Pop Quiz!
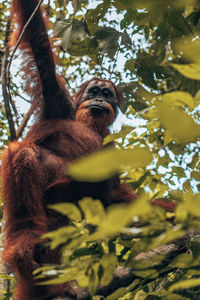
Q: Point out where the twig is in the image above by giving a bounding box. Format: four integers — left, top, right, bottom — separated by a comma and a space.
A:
182, 16, 194, 37
110, 47, 120, 81
14, 92, 31, 103
12, 84, 31, 102
1, 20, 16, 141
16, 105, 35, 138
7, 0, 44, 76
47, 0, 51, 16
7, 0, 45, 111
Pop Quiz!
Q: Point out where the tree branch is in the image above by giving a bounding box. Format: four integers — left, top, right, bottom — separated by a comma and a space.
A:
51, 232, 197, 300
16, 105, 35, 138
1, 20, 16, 141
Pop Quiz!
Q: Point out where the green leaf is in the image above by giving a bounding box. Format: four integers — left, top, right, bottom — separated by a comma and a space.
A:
174, 38, 200, 63
67, 147, 153, 182
133, 269, 158, 279
171, 253, 193, 268
106, 286, 137, 300
100, 254, 117, 286
130, 254, 164, 269
87, 193, 152, 240
79, 197, 106, 225
163, 130, 173, 147
54, 19, 88, 51
191, 171, 200, 181
115, 0, 195, 10
88, 263, 99, 295
171, 166, 186, 178
42, 226, 80, 249
176, 191, 200, 219
164, 295, 186, 300
157, 102, 200, 144
0, 274, 14, 280
49, 203, 82, 222
161, 91, 195, 110
189, 153, 199, 169
54, 20, 73, 50
103, 125, 134, 145
150, 229, 185, 250
170, 278, 200, 292
38, 267, 79, 285
134, 290, 147, 300
33, 264, 58, 276
85, 1, 110, 34
125, 59, 135, 72
94, 27, 120, 58
171, 63, 200, 80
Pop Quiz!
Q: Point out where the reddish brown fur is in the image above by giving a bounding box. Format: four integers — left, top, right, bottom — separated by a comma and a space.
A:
151, 199, 177, 213
2, 1, 136, 299
76, 100, 115, 136
74, 77, 124, 107
2, 121, 135, 300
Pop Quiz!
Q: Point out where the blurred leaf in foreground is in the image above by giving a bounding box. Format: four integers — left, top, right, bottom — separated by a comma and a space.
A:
67, 147, 153, 182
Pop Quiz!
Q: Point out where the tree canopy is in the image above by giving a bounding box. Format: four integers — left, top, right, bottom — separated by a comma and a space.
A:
1, 0, 200, 299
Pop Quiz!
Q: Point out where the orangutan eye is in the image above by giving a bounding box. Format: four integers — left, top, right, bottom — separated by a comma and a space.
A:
103, 89, 113, 97
89, 87, 98, 96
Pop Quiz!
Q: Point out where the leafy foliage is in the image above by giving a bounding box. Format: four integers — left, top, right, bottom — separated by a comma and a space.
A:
2, 0, 200, 299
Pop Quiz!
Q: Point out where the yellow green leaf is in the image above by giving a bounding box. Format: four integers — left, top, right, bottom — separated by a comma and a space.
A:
175, 38, 200, 63
48, 203, 82, 222
150, 229, 185, 250
88, 263, 100, 295
103, 125, 134, 145
130, 254, 164, 269
131, 169, 144, 181
42, 226, 80, 249
100, 254, 117, 286
79, 197, 106, 225
67, 147, 153, 182
133, 290, 146, 300
163, 129, 173, 146
171, 253, 193, 268
133, 269, 158, 279
176, 191, 200, 219
87, 193, 152, 240
172, 166, 186, 178
171, 63, 200, 80
170, 278, 200, 292
161, 91, 195, 109
38, 268, 78, 285
191, 171, 200, 181
157, 102, 200, 144
189, 153, 199, 169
